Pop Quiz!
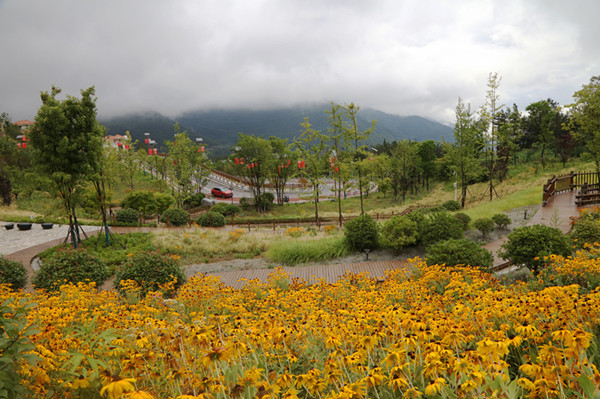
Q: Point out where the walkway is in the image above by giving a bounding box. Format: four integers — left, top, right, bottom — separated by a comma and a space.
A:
4, 190, 584, 291
209, 260, 408, 290
483, 191, 580, 268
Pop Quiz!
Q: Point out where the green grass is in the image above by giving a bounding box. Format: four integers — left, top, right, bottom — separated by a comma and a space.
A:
266, 235, 351, 265
38, 232, 155, 273
460, 186, 541, 222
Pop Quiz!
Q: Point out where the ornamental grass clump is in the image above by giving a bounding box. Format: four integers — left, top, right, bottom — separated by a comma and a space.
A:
32, 248, 109, 291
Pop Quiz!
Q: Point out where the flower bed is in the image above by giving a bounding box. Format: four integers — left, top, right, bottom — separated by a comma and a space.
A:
5, 255, 600, 398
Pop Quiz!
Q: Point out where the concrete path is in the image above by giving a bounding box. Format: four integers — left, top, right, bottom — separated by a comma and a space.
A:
483, 191, 580, 268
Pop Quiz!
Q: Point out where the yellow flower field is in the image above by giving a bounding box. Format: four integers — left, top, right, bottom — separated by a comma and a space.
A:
4, 255, 600, 398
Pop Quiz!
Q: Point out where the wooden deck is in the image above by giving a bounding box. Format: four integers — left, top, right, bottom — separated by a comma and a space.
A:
208, 260, 409, 289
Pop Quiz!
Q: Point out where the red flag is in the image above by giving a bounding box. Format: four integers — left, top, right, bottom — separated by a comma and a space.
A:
144, 139, 148, 144
148, 149, 152, 155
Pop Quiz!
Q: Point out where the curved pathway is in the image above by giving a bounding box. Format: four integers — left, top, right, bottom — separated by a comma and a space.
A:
483, 191, 580, 269
3, 190, 582, 291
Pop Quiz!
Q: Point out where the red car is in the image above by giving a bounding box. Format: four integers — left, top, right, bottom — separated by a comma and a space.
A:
211, 187, 233, 198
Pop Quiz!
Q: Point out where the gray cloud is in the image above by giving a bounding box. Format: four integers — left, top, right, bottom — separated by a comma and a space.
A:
1, 0, 598, 124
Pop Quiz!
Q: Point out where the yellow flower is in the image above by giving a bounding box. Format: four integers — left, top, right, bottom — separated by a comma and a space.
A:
126, 391, 154, 399
72, 375, 90, 389
101, 377, 136, 399
424, 378, 446, 396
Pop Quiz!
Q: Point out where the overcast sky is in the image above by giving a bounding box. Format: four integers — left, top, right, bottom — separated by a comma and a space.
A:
1, 0, 598, 124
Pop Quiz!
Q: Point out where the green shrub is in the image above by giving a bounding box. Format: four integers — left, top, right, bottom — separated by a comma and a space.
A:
344, 214, 379, 252
492, 213, 512, 229
473, 217, 495, 239
114, 251, 186, 297
155, 192, 175, 214
195, 212, 226, 227
426, 238, 494, 269
267, 236, 351, 265
442, 200, 461, 211
380, 215, 419, 252
0, 256, 27, 290
454, 212, 471, 230
571, 219, 600, 249
183, 192, 205, 209
32, 248, 109, 291
239, 197, 251, 209
121, 191, 158, 218
257, 192, 275, 211
499, 224, 572, 274
211, 203, 241, 216
419, 211, 464, 246
160, 208, 190, 227
115, 208, 139, 226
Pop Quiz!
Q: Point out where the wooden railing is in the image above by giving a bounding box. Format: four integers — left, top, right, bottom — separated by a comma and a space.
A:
543, 171, 600, 206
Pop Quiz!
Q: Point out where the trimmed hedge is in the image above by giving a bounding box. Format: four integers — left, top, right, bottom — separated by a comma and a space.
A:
115, 251, 186, 297
344, 214, 379, 252
0, 256, 27, 290
160, 208, 190, 227
32, 248, 109, 291
195, 212, 226, 227
426, 238, 493, 269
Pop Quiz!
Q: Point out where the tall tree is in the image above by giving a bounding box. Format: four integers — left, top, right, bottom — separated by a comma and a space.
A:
343, 103, 376, 215
295, 118, 330, 225
445, 98, 482, 208
568, 76, 600, 173
165, 124, 211, 207
523, 99, 556, 168
417, 140, 439, 191
232, 134, 273, 212
268, 136, 295, 205
326, 102, 354, 225
394, 140, 420, 202
479, 72, 504, 200
29, 86, 104, 248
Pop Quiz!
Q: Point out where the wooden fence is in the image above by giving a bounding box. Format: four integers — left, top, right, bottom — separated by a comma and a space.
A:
543, 171, 600, 206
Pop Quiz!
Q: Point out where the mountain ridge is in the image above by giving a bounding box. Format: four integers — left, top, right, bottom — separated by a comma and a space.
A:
100, 105, 453, 157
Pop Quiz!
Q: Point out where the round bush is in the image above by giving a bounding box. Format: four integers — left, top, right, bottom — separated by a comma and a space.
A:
492, 213, 512, 229
380, 215, 419, 252
426, 238, 494, 269
420, 211, 464, 247
195, 212, 226, 227
115, 251, 186, 297
442, 200, 461, 211
115, 208, 139, 226
183, 192, 205, 209
473, 217, 495, 239
454, 212, 471, 230
160, 208, 190, 227
0, 256, 27, 290
571, 219, 600, 249
344, 214, 379, 252
33, 248, 109, 291
121, 191, 158, 217
499, 224, 572, 274
211, 203, 241, 216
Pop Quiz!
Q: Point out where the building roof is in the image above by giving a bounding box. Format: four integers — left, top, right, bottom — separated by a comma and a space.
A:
14, 120, 34, 127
